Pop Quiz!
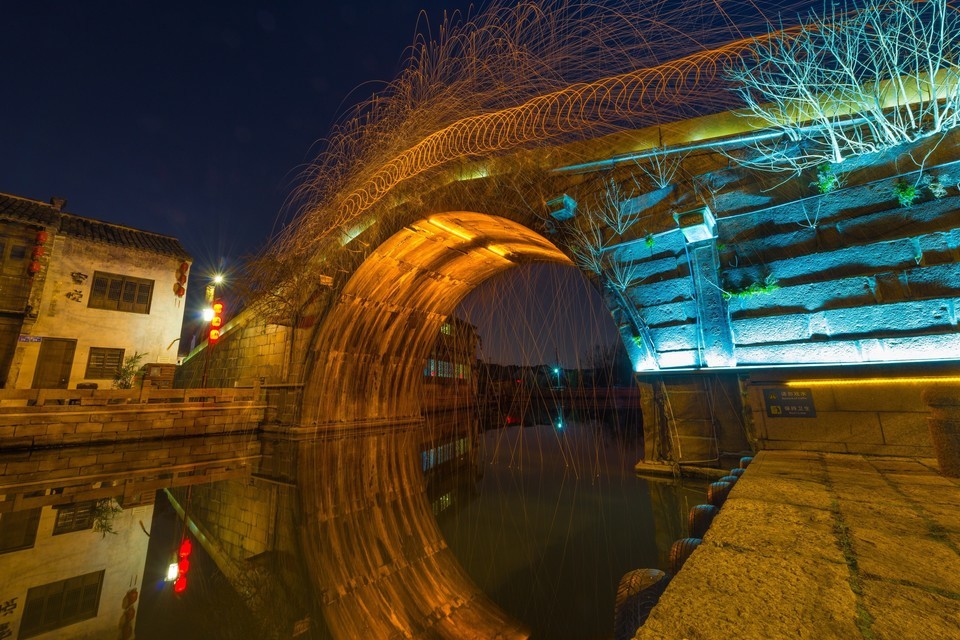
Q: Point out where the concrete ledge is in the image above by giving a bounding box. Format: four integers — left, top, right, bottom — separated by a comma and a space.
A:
634, 460, 729, 480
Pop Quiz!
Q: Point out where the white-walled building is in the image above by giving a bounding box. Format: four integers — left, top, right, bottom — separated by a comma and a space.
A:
0, 193, 191, 389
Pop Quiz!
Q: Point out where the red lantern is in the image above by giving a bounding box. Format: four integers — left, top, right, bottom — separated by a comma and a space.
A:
177, 273, 187, 285
173, 283, 185, 297
35, 230, 48, 244
173, 537, 193, 595
27, 261, 41, 275
208, 300, 224, 345
31, 246, 45, 259
178, 261, 190, 274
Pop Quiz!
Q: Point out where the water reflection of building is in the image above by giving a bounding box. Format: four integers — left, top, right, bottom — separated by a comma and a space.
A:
420, 317, 478, 415
0, 491, 153, 639
0, 435, 259, 640
420, 317, 479, 476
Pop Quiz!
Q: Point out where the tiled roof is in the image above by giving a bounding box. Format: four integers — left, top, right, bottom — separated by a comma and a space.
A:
0, 193, 61, 227
0, 193, 191, 260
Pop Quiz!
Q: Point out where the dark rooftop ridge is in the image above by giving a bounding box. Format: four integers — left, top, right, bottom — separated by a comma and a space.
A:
0, 192, 191, 260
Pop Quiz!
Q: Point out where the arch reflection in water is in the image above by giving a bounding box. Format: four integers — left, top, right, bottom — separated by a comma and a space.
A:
0, 427, 704, 639
428, 411, 706, 640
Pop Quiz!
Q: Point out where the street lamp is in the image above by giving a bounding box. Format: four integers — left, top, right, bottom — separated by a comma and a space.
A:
553, 366, 561, 388
201, 273, 224, 322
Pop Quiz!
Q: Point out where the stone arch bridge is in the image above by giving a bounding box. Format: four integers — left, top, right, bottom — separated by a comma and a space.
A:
178, 111, 960, 638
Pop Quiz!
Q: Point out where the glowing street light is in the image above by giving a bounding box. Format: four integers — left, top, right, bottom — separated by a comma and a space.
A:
201, 307, 215, 322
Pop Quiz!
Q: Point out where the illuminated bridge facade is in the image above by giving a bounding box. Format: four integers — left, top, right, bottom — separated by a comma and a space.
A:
177, 112, 960, 640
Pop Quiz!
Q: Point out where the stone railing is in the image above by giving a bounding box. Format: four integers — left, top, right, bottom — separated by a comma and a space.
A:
0, 385, 267, 449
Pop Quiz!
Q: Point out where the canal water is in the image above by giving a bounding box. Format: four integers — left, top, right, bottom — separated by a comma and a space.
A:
0, 420, 705, 640
428, 420, 706, 639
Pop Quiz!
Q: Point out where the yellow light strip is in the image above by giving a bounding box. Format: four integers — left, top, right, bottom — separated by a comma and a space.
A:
785, 376, 960, 387
427, 217, 474, 242
485, 243, 509, 257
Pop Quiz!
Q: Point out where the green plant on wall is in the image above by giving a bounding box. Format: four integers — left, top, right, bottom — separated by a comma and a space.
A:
893, 180, 918, 207
812, 163, 840, 194
722, 274, 780, 300
113, 351, 145, 389
93, 498, 123, 538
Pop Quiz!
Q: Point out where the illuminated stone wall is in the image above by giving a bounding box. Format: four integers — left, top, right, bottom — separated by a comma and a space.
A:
611, 167, 960, 371
745, 380, 935, 457
177, 316, 297, 388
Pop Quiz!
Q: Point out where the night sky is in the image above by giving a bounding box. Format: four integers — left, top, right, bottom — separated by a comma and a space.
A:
1, 1, 620, 364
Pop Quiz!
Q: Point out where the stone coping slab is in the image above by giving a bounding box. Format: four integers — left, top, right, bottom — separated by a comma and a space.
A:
634, 450, 960, 640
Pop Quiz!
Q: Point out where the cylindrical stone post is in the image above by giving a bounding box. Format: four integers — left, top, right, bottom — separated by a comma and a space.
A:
922, 387, 960, 477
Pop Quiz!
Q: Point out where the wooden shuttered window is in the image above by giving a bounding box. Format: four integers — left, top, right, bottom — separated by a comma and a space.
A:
20, 570, 104, 638
84, 347, 124, 379
88, 271, 153, 314
52, 501, 97, 535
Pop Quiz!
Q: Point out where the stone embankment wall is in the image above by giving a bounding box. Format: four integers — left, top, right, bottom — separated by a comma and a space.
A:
178, 311, 306, 425
0, 387, 264, 449
745, 379, 937, 457
639, 374, 751, 464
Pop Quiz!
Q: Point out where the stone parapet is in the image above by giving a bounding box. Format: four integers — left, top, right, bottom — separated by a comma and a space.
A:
0, 387, 265, 449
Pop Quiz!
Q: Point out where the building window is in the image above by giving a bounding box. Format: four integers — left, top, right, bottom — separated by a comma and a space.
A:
0, 508, 41, 555
52, 502, 96, 535
19, 570, 104, 638
84, 347, 124, 379
88, 272, 153, 314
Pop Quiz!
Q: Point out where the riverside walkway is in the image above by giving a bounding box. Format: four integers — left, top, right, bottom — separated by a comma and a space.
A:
637, 450, 960, 640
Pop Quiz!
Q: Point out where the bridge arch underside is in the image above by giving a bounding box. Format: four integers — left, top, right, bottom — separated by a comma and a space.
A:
297, 212, 571, 639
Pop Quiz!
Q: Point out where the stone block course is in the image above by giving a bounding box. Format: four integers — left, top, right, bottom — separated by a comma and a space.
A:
13, 424, 49, 437
75, 422, 106, 434
861, 578, 960, 640
878, 412, 932, 446
764, 411, 883, 444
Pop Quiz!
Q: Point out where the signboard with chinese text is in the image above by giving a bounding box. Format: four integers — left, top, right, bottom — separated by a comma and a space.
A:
763, 388, 816, 418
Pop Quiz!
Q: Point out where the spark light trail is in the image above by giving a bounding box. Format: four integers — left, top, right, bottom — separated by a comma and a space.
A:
274, 1, 816, 263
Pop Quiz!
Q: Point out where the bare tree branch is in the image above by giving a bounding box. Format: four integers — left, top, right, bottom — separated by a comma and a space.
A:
729, 0, 960, 173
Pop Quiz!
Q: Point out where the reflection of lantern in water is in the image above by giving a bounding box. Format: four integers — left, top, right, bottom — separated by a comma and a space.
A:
172, 537, 193, 594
